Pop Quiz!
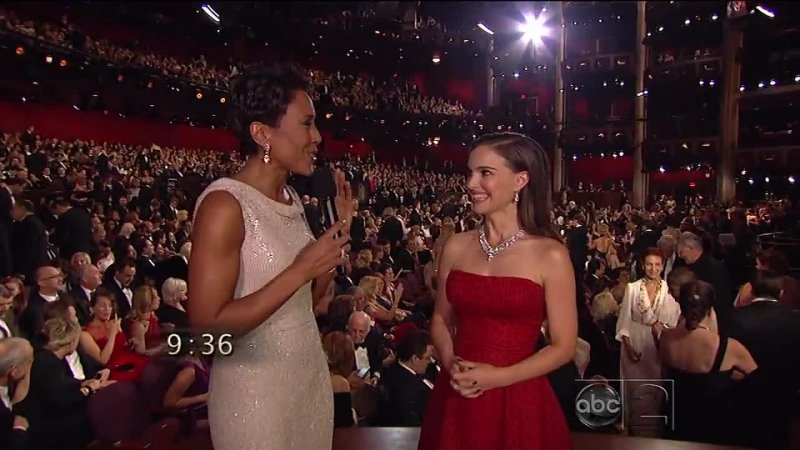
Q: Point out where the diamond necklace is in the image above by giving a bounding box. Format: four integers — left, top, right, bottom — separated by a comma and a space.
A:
479, 224, 526, 261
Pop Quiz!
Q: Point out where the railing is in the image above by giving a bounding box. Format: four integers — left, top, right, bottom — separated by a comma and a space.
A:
756, 231, 800, 275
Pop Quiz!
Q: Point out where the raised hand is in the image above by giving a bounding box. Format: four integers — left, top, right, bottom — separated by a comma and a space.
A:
333, 169, 354, 232
292, 221, 351, 283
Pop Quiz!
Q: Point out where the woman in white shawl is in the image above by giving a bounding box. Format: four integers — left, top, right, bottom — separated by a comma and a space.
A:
616, 247, 681, 436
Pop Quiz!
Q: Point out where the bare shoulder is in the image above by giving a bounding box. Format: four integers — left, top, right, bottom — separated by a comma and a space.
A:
525, 236, 570, 265
442, 230, 477, 255
193, 190, 244, 244
330, 374, 351, 393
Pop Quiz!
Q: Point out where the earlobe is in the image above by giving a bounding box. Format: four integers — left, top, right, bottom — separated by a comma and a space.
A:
517, 172, 530, 191
249, 122, 270, 145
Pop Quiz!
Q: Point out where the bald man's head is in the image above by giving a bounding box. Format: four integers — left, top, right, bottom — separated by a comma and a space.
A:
347, 311, 371, 344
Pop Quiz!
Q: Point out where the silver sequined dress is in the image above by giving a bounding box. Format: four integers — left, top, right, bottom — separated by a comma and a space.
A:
194, 178, 333, 450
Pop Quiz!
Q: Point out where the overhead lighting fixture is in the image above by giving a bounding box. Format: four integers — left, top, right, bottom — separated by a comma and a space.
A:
432, 54, 441, 64
477, 22, 494, 35
518, 14, 549, 44
755, 5, 775, 18
201, 4, 221, 24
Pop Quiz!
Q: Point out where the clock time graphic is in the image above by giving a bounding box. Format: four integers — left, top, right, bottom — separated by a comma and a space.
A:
166, 331, 233, 357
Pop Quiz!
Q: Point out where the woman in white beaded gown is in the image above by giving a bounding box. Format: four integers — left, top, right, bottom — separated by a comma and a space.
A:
615, 247, 681, 435
188, 63, 353, 450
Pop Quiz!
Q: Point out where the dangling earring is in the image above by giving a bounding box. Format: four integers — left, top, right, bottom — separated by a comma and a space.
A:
262, 142, 271, 164
513, 191, 520, 203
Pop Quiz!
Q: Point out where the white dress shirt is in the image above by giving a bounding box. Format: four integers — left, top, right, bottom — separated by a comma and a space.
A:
65, 351, 86, 381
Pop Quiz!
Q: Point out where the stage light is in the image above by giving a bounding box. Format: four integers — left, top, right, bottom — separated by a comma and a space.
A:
755, 5, 775, 18
513, 72, 519, 78
117, 74, 124, 82
659, 166, 666, 173
201, 4, 220, 23
765, 176, 770, 183
795, 75, 800, 82
518, 15, 549, 43
15, 46, 24, 56
45, 55, 53, 64
196, 92, 203, 100
789, 176, 796, 184
59, 59, 67, 67
477, 23, 494, 35
219, 97, 226, 104
432, 54, 441, 64
769, 79, 777, 86
147, 81, 154, 89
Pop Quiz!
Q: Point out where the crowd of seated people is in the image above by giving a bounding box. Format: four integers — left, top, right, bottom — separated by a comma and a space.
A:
1, 7, 472, 118
1, 118, 800, 449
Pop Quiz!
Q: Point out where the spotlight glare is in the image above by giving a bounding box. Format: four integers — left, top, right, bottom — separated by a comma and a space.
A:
789, 176, 796, 184
755, 5, 775, 18
15, 46, 25, 56
196, 92, 203, 100
45, 55, 53, 64
518, 15, 549, 43
477, 22, 494, 35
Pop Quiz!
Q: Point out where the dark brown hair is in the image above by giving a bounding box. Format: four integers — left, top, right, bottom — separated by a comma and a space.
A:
641, 247, 664, 267
679, 280, 714, 331
470, 132, 559, 241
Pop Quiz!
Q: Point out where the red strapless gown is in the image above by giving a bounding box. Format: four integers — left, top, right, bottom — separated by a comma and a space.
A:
92, 329, 151, 382
418, 270, 571, 450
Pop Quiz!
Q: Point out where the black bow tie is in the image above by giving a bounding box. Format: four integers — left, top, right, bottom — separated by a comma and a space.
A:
354, 342, 368, 350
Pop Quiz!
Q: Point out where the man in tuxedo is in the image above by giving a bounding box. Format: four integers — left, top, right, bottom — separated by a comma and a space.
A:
68, 264, 102, 326
730, 270, 800, 449
52, 198, 93, 260
380, 330, 434, 426
678, 232, 732, 332
10, 200, 50, 284
103, 258, 136, 319
731, 270, 800, 392
348, 311, 387, 378
155, 241, 190, 291
394, 239, 416, 273
0, 337, 34, 450
19, 265, 66, 340
135, 239, 158, 286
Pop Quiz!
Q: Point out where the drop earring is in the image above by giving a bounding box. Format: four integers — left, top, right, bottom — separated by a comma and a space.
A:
513, 191, 520, 203
262, 142, 271, 164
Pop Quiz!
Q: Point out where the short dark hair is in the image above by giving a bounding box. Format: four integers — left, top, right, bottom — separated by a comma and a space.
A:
750, 270, 783, 299
228, 62, 310, 159
396, 329, 431, 362
115, 257, 136, 272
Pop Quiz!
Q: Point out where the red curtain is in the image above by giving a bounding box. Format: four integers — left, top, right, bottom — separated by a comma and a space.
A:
569, 156, 633, 184
445, 79, 478, 106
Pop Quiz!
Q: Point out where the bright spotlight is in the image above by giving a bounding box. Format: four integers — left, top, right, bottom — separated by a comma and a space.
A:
755, 5, 775, 18
201, 4, 221, 23
477, 23, 494, 35
518, 15, 549, 43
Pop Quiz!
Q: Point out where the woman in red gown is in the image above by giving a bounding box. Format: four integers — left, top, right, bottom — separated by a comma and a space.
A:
79, 287, 151, 382
418, 132, 577, 450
